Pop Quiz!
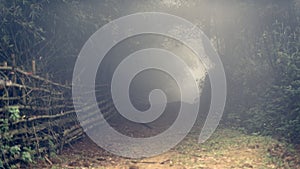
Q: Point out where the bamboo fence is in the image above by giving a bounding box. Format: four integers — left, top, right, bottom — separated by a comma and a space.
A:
0, 58, 115, 167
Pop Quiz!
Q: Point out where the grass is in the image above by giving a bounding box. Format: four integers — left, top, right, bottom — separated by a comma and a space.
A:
171, 128, 299, 169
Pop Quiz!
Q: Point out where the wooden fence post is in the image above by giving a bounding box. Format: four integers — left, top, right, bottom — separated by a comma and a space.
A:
32, 60, 36, 75
11, 54, 17, 97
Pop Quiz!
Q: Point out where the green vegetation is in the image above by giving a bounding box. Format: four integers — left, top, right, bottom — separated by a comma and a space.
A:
222, 1, 300, 144
0, 0, 300, 168
0, 106, 33, 168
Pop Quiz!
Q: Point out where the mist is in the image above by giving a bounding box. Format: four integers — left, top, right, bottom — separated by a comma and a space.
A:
1, 0, 300, 168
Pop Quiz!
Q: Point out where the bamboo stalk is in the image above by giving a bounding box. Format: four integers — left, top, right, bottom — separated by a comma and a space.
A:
32, 60, 36, 75
0, 66, 71, 89
3, 82, 63, 94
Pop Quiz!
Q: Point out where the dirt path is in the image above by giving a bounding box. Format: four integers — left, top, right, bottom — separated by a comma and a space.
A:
34, 128, 300, 169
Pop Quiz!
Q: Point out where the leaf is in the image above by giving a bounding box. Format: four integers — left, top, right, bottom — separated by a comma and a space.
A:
9, 145, 21, 155
21, 151, 33, 163
8, 106, 21, 122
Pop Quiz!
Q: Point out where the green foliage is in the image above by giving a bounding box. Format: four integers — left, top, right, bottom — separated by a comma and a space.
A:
8, 106, 21, 122
0, 0, 299, 167
9, 145, 20, 156
0, 106, 34, 167
21, 151, 33, 163
48, 139, 57, 157
0, 119, 9, 133
234, 14, 300, 143
221, 1, 300, 144
0, 0, 48, 64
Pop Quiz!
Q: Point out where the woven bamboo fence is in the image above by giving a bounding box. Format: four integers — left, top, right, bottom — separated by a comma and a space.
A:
0, 57, 115, 167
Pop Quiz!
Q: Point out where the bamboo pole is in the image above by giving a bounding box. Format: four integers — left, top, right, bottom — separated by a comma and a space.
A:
0, 66, 71, 89
11, 54, 17, 97
32, 60, 36, 75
